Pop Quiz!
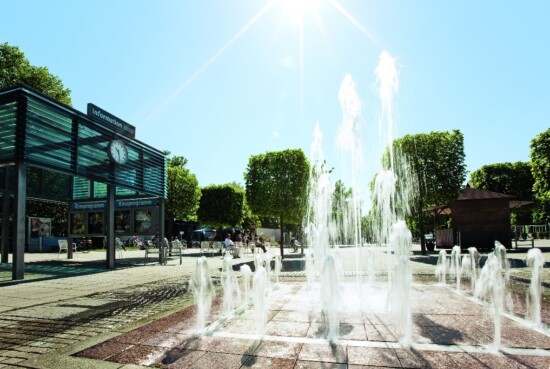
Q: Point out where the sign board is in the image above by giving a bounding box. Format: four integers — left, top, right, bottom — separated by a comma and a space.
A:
70, 198, 157, 211
87, 103, 136, 138
29, 217, 52, 238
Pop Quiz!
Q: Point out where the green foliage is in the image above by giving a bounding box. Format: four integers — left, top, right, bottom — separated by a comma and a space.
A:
197, 184, 245, 227
530, 128, 550, 223
0, 43, 71, 105
469, 162, 534, 199
26, 199, 68, 236
244, 149, 310, 225
391, 130, 466, 207
165, 155, 201, 221
383, 130, 465, 244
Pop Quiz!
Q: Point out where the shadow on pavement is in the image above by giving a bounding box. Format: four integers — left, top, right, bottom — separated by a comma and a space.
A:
0, 257, 149, 287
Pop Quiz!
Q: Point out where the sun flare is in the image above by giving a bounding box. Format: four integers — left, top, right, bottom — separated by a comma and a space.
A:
282, 0, 318, 25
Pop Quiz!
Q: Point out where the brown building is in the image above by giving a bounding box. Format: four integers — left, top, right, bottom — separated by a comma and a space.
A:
430, 188, 516, 249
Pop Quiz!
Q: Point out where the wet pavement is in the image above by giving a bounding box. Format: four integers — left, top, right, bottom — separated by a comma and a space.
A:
75, 282, 550, 368
0, 242, 548, 368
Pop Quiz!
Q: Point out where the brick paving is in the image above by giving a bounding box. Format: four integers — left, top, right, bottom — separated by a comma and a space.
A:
0, 242, 547, 368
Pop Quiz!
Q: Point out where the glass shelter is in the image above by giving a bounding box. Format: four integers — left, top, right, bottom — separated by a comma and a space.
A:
0, 85, 167, 280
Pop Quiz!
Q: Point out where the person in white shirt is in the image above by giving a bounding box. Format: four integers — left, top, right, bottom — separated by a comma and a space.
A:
292, 237, 301, 252
224, 234, 240, 258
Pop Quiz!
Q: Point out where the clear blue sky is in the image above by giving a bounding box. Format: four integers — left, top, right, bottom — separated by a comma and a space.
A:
2, 0, 549, 188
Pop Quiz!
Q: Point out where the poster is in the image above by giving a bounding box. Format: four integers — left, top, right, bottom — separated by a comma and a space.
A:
134, 209, 152, 234
115, 211, 131, 234
30, 217, 51, 237
70, 213, 85, 235
88, 212, 104, 234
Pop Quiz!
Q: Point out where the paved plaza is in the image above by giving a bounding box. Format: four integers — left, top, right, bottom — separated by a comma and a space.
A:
0, 242, 548, 368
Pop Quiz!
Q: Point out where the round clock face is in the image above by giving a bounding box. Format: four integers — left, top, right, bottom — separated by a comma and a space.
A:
109, 140, 128, 164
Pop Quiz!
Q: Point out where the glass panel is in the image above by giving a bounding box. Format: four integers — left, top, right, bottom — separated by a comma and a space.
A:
70, 213, 86, 235
115, 211, 131, 234
73, 176, 91, 200
116, 186, 137, 196
77, 123, 109, 180
26, 99, 73, 171
134, 209, 153, 234
88, 211, 104, 234
0, 102, 17, 161
93, 181, 107, 198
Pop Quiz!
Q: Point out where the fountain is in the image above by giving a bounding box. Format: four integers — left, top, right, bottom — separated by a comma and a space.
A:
319, 253, 340, 342
185, 52, 545, 358
450, 245, 462, 291
305, 251, 315, 289
461, 247, 480, 291
388, 220, 412, 345
272, 254, 282, 286
189, 256, 214, 332
240, 264, 252, 302
435, 249, 448, 284
79, 50, 550, 368
221, 255, 241, 315
475, 246, 506, 350
525, 248, 544, 327
253, 265, 268, 335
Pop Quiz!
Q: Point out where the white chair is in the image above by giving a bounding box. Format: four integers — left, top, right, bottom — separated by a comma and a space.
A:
213, 241, 224, 256
57, 239, 77, 258
200, 241, 210, 255
115, 238, 124, 259
166, 238, 184, 265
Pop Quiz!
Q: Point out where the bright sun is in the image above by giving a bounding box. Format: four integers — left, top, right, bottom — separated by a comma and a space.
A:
282, 0, 318, 25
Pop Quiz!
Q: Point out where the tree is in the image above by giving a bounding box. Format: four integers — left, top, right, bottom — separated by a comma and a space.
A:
197, 184, 244, 227
530, 128, 550, 224
390, 130, 466, 253
469, 162, 534, 200
469, 162, 534, 224
0, 43, 71, 105
165, 155, 201, 221
245, 149, 310, 258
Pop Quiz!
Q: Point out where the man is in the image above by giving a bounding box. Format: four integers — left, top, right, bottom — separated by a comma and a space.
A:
292, 237, 301, 252
224, 234, 240, 258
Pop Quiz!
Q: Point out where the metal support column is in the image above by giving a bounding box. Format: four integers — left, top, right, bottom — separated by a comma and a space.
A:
1, 167, 10, 263
159, 197, 165, 265
12, 161, 26, 280
106, 184, 115, 269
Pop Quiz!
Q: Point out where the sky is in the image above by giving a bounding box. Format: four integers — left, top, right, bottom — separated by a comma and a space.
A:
2, 0, 549, 190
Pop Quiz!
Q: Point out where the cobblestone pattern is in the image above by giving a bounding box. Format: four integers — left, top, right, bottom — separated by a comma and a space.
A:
0, 278, 194, 368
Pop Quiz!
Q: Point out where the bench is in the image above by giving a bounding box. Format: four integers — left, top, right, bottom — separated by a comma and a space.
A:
513, 238, 535, 250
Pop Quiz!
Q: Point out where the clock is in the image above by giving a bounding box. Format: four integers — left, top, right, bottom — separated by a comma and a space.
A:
108, 139, 128, 164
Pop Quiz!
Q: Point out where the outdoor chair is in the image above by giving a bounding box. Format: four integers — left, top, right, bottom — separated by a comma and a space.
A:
213, 241, 224, 255
166, 238, 184, 265
115, 238, 124, 259
200, 241, 210, 255
144, 238, 167, 265
248, 241, 256, 254
57, 239, 77, 258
